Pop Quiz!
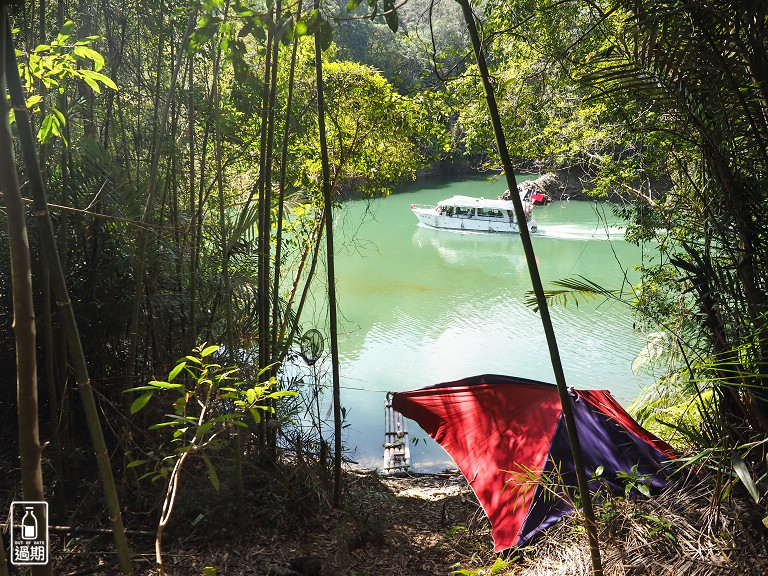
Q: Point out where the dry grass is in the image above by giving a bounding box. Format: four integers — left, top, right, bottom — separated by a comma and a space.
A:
512, 470, 768, 576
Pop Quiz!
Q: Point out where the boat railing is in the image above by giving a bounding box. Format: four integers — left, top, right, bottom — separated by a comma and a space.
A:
410, 203, 435, 210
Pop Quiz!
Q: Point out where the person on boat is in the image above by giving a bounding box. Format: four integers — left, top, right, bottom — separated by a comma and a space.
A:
524, 202, 533, 216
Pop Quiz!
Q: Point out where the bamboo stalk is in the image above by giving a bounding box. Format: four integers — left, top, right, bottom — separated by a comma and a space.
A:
210, 1, 245, 522
271, 0, 302, 363
39, 251, 66, 513
3, 15, 133, 575
257, 18, 274, 384
0, 6, 51, 575
454, 1, 603, 574
186, 61, 198, 349
277, 211, 324, 363
313, 3, 343, 507
124, 8, 197, 390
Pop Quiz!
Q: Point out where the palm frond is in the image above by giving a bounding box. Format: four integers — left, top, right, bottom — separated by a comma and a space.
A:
524, 275, 623, 312
579, 1, 768, 174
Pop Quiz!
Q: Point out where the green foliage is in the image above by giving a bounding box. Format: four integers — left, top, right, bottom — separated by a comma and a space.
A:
292, 57, 442, 197
333, 0, 466, 92
478, 1, 768, 492
451, 557, 510, 576
731, 451, 760, 504
445, 525, 467, 538
629, 354, 719, 450
125, 344, 296, 485
16, 20, 117, 143
639, 513, 676, 543
614, 463, 652, 498
501, 460, 569, 511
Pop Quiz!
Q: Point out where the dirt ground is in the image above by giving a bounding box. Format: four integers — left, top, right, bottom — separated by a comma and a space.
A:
13, 460, 768, 576
49, 468, 499, 576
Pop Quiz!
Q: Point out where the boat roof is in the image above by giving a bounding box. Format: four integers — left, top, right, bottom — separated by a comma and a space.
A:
436, 195, 516, 210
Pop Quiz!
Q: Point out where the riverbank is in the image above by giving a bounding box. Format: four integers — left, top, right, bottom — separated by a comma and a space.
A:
47, 464, 768, 575
412, 160, 670, 203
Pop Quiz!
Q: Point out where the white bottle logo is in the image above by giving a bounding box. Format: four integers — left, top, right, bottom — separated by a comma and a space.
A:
21, 507, 37, 540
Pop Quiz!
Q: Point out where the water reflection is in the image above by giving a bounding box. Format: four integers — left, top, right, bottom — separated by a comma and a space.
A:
412, 226, 527, 271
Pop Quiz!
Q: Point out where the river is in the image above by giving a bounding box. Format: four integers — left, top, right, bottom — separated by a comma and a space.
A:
304, 174, 656, 472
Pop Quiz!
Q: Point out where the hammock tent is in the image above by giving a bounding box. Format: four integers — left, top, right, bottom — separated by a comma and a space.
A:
391, 374, 675, 551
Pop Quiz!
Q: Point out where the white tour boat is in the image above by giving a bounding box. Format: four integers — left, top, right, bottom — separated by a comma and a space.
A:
410, 194, 537, 233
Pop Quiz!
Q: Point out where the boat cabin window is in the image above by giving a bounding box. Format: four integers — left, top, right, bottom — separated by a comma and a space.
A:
477, 208, 504, 219
454, 207, 472, 217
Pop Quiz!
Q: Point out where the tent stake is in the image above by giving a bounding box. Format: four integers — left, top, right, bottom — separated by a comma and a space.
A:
454, 1, 604, 574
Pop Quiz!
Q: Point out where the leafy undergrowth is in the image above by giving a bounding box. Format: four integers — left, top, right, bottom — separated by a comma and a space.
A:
27, 461, 768, 575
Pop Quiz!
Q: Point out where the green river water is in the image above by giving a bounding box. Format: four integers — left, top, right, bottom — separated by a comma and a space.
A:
308, 175, 657, 472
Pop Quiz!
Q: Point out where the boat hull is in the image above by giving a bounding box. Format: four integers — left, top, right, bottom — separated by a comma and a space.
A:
411, 207, 537, 234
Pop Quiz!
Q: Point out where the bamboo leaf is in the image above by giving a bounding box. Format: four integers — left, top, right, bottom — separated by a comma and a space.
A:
75, 35, 104, 45
148, 421, 180, 429
25, 95, 43, 109
124, 385, 156, 393
317, 20, 333, 51
196, 421, 214, 439
86, 71, 118, 91
267, 390, 299, 398
636, 483, 651, 498
525, 276, 621, 312
58, 20, 76, 42
38, 114, 55, 142
130, 392, 154, 414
